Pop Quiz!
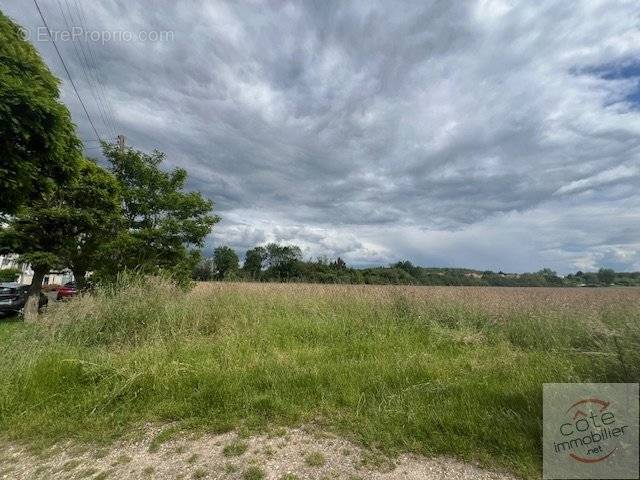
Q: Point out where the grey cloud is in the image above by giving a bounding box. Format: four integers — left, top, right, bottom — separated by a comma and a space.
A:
4, 0, 640, 272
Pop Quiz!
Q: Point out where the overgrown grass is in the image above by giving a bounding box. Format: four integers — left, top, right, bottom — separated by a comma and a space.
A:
0, 278, 638, 478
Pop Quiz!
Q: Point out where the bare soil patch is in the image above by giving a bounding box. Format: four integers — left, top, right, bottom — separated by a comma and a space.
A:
0, 426, 519, 479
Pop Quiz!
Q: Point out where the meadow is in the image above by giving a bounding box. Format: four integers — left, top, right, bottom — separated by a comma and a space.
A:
0, 279, 638, 478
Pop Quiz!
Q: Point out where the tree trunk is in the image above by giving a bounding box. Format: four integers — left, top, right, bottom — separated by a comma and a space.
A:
23, 265, 46, 322
72, 267, 87, 291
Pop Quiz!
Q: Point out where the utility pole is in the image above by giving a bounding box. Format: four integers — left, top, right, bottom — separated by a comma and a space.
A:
117, 134, 126, 152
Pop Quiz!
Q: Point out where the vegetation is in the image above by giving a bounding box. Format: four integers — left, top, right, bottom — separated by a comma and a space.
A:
96, 143, 220, 284
194, 245, 640, 287
304, 451, 326, 467
0, 267, 20, 282
212, 246, 239, 280
0, 279, 637, 478
0, 11, 82, 216
0, 13, 218, 316
58, 159, 122, 290
242, 465, 265, 480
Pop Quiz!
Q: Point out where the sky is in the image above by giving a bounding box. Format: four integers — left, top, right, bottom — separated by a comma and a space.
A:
4, 0, 640, 273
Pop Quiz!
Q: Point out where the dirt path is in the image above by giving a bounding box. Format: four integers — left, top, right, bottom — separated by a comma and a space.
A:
0, 426, 520, 479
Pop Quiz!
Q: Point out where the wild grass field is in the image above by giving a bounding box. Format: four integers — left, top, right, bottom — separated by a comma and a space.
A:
0, 280, 638, 478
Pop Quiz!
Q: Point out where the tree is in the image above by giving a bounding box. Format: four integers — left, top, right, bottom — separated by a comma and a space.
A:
100, 143, 220, 282
0, 158, 120, 318
331, 257, 347, 270
0, 12, 81, 215
58, 159, 122, 290
213, 246, 239, 280
537, 268, 557, 277
597, 268, 615, 285
0, 200, 72, 320
243, 246, 267, 279
193, 257, 216, 281
264, 243, 302, 280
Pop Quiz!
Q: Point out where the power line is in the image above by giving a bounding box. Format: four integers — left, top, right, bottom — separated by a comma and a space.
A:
63, 0, 118, 138
56, 0, 112, 138
71, 0, 119, 138
32, 0, 102, 142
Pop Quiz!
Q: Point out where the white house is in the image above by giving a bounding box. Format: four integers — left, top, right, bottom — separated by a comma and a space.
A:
0, 254, 73, 285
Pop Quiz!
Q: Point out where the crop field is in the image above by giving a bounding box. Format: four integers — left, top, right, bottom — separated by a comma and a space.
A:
0, 280, 638, 478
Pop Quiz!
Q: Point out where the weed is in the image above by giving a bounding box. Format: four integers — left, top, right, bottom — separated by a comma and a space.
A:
242, 465, 265, 480
223, 441, 248, 457
223, 463, 238, 473
142, 465, 155, 476
115, 454, 132, 464
304, 451, 326, 467
61, 459, 80, 471
192, 467, 208, 479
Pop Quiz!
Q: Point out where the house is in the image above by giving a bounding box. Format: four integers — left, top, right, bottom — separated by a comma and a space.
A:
0, 254, 73, 285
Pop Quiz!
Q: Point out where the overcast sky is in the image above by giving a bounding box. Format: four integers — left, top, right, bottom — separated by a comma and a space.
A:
5, 0, 640, 272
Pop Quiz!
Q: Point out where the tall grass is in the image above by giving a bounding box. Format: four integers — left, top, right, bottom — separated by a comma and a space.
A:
0, 279, 638, 478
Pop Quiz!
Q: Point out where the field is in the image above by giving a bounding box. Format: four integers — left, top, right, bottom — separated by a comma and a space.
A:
0, 280, 639, 478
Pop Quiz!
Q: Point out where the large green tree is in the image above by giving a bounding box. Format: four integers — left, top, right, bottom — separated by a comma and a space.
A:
264, 243, 303, 280
0, 11, 81, 215
58, 159, 123, 290
597, 268, 616, 285
213, 246, 239, 280
0, 158, 121, 318
243, 246, 267, 279
100, 143, 220, 282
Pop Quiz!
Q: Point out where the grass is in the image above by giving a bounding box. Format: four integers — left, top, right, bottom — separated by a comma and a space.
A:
304, 451, 326, 467
0, 278, 638, 479
222, 440, 248, 457
242, 465, 265, 480
192, 467, 208, 479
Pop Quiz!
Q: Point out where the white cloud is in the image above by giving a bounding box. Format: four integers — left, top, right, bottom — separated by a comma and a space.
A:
6, 0, 640, 272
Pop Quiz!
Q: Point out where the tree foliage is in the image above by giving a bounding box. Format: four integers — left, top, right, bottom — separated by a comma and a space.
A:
0, 11, 81, 215
243, 246, 267, 279
100, 143, 220, 282
196, 244, 639, 287
0, 158, 122, 316
212, 246, 239, 280
58, 159, 123, 289
0, 267, 21, 282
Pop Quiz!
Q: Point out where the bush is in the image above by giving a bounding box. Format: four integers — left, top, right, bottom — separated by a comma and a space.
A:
0, 267, 21, 282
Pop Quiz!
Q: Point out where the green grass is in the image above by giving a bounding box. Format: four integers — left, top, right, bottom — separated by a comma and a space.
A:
0, 278, 638, 479
222, 440, 248, 457
304, 451, 326, 467
242, 465, 265, 480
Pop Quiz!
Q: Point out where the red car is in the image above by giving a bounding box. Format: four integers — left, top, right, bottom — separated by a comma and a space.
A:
56, 282, 77, 300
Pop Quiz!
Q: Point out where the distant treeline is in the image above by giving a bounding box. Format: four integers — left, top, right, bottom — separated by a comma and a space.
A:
193, 244, 639, 287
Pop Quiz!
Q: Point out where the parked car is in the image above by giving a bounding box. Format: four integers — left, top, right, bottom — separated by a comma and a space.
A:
56, 282, 77, 300
0, 283, 48, 316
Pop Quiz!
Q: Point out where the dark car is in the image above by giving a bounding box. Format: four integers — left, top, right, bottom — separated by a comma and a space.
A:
0, 283, 49, 316
56, 282, 77, 300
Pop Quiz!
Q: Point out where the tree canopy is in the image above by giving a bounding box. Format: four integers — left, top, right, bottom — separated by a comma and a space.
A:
0, 11, 82, 215
99, 143, 220, 282
58, 158, 123, 289
213, 246, 239, 280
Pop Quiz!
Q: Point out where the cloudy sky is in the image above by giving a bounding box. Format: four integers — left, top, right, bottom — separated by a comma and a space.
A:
5, 0, 640, 273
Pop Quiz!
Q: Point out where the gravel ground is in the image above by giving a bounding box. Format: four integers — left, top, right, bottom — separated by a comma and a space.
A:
0, 426, 520, 480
